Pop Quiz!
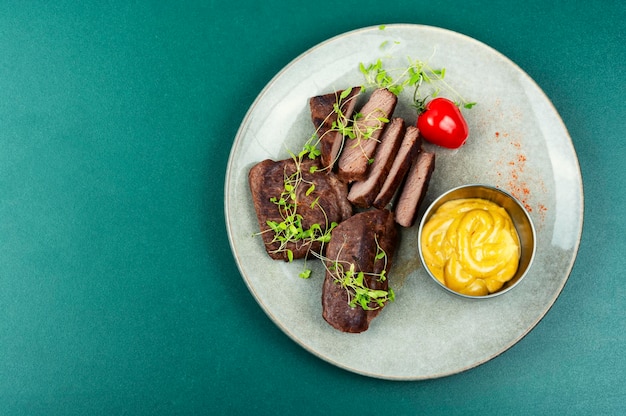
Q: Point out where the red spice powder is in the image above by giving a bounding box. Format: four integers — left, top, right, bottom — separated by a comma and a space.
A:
506, 141, 532, 211
491, 134, 547, 224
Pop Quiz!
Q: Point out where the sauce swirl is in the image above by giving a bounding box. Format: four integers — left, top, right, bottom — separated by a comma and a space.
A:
421, 198, 520, 296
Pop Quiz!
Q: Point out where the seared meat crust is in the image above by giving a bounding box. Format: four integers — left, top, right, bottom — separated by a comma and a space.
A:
348, 117, 406, 208
249, 158, 352, 261
309, 87, 361, 170
322, 209, 398, 333
337, 88, 398, 183
372, 126, 422, 209
394, 151, 436, 227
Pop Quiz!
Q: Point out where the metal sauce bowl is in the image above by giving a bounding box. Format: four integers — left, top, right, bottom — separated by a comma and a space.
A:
417, 184, 537, 299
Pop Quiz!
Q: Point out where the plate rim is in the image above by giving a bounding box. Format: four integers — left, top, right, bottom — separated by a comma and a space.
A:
224, 23, 584, 380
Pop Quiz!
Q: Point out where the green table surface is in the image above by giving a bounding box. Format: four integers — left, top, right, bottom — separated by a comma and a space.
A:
1, 1, 624, 414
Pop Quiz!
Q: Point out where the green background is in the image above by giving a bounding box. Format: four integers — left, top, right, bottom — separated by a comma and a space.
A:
1, 0, 624, 414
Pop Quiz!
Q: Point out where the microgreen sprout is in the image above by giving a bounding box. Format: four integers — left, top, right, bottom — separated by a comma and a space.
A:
315, 235, 394, 310
338, 108, 389, 163
359, 56, 476, 110
311, 87, 388, 167
255, 135, 337, 278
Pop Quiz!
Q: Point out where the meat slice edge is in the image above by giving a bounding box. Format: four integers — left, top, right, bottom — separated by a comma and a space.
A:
249, 158, 352, 261
337, 88, 398, 183
347, 117, 405, 208
394, 151, 436, 227
309, 87, 362, 170
372, 126, 422, 209
322, 209, 398, 333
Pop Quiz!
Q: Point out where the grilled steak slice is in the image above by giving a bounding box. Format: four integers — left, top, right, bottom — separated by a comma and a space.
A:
372, 126, 422, 209
322, 209, 398, 333
249, 157, 352, 261
347, 117, 405, 208
309, 87, 362, 170
394, 151, 436, 227
337, 88, 398, 183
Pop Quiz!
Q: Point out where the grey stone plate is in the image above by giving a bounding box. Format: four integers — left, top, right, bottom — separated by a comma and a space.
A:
225, 24, 583, 380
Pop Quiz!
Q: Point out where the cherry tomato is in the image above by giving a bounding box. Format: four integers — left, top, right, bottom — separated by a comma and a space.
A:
417, 98, 469, 149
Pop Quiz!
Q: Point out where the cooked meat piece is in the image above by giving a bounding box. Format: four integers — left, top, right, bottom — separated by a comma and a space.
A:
372, 126, 422, 209
322, 209, 398, 333
337, 88, 398, 183
347, 118, 405, 208
309, 87, 362, 170
249, 157, 352, 261
394, 151, 436, 227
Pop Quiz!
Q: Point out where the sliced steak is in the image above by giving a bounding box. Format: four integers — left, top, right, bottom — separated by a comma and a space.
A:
249, 157, 352, 261
309, 87, 362, 170
337, 88, 398, 183
347, 117, 405, 208
372, 125, 422, 209
322, 209, 398, 333
394, 151, 436, 227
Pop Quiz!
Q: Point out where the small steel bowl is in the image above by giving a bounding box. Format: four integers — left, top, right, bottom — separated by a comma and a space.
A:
417, 184, 536, 299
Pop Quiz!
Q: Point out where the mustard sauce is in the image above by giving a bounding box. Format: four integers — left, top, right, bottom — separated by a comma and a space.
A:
421, 198, 521, 296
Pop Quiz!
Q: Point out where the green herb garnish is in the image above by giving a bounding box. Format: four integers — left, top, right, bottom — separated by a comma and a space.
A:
359, 56, 476, 109
317, 235, 394, 310
311, 87, 389, 167
255, 137, 337, 278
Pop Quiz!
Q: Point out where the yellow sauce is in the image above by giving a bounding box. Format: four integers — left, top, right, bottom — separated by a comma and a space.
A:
421, 198, 521, 296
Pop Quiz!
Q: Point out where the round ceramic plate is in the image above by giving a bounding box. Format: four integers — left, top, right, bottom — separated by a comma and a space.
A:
225, 24, 583, 380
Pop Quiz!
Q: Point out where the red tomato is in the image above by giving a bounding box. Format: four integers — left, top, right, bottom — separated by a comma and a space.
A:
417, 98, 469, 149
